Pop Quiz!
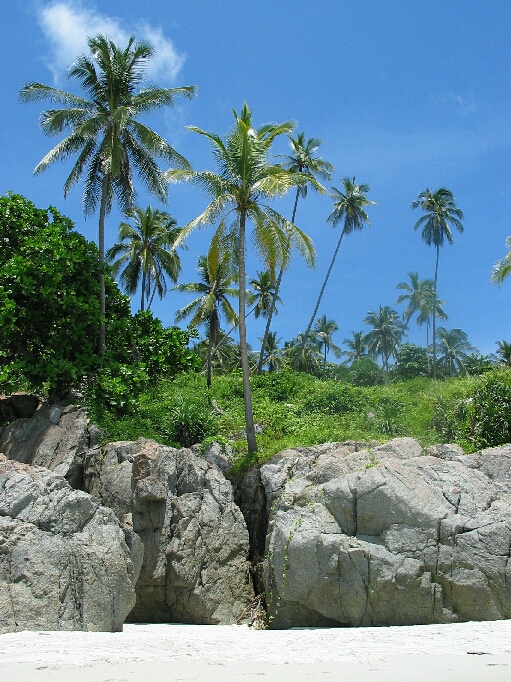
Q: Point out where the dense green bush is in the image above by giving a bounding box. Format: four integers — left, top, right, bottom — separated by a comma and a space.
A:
348, 357, 384, 386
0, 193, 103, 395
300, 382, 365, 415
392, 344, 429, 380
470, 370, 511, 448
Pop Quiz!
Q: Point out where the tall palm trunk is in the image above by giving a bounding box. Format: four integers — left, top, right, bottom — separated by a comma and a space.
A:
257, 187, 300, 372
98, 173, 110, 356
140, 268, 146, 312
238, 211, 257, 453
432, 245, 439, 380
295, 229, 345, 370
206, 327, 213, 388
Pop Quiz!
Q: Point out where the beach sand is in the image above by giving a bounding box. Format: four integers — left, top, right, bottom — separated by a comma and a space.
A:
1, 621, 511, 681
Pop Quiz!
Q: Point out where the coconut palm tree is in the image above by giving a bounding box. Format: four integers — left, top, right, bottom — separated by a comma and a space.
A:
435, 328, 476, 377
20, 34, 196, 352
491, 237, 511, 286
341, 331, 369, 365
106, 206, 182, 311
285, 332, 322, 375
250, 271, 282, 320
495, 340, 511, 367
174, 240, 238, 388
258, 331, 284, 372
296, 177, 375, 369
258, 133, 333, 372
167, 103, 315, 453
412, 188, 464, 378
313, 315, 342, 377
365, 306, 406, 373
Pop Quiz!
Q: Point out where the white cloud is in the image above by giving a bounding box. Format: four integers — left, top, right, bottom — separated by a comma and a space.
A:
430, 91, 484, 114
38, 2, 185, 84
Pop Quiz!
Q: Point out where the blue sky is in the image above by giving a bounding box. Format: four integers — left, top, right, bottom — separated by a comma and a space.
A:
2, 1, 511, 358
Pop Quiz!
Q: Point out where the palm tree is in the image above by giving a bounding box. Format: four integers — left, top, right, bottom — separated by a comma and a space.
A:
435, 327, 476, 377
412, 188, 464, 378
258, 331, 284, 372
365, 306, 406, 373
285, 332, 322, 375
342, 331, 369, 365
174, 239, 238, 388
491, 237, 511, 285
106, 206, 182, 311
250, 271, 282, 320
296, 177, 375, 369
496, 340, 511, 367
258, 133, 333, 372
20, 34, 196, 352
313, 315, 342, 377
167, 104, 315, 452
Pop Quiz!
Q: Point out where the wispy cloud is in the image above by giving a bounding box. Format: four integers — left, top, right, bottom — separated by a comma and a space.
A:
38, 1, 185, 84
430, 91, 485, 114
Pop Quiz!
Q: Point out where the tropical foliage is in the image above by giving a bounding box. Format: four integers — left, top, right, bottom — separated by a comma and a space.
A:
167, 103, 315, 452
434, 327, 476, 377
412, 188, 464, 378
107, 206, 183, 311
365, 306, 406, 373
20, 34, 196, 350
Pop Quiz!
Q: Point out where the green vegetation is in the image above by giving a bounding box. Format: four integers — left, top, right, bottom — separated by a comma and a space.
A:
85, 367, 511, 477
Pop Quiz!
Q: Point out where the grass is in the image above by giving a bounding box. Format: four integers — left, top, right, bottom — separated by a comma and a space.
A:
87, 368, 489, 477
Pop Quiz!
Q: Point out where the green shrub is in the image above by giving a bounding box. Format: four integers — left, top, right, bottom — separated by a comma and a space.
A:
300, 382, 365, 415
470, 370, 511, 448
349, 357, 384, 386
169, 396, 216, 447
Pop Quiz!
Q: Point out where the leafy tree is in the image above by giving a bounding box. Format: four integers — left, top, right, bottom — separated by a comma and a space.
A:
491, 237, 511, 285
174, 239, 239, 388
296, 177, 375, 368
20, 34, 196, 351
434, 327, 476, 377
167, 103, 315, 453
365, 306, 406, 373
412, 188, 464, 378
258, 133, 332, 372
0, 193, 117, 396
392, 343, 429, 380
348, 356, 383, 386
107, 206, 183, 311
313, 315, 342, 377
341, 331, 369, 365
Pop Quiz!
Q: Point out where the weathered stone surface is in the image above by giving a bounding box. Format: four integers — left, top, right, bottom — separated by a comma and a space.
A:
0, 455, 142, 634
86, 437, 254, 624
0, 404, 92, 489
243, 439, 511, 628
199, 441, 234, 475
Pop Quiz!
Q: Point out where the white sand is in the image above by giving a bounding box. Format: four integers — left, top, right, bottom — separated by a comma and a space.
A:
1, 621, 511, 681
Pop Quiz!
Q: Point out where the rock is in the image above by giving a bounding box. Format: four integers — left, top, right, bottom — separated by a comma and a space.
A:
0, 455, 142, 634
426, 443, 466, 460
0, 404, 92, 489
200, 441, 234, 475
86, 437, 255, 624
236, 439, 511, 628
84, 441, 139, 522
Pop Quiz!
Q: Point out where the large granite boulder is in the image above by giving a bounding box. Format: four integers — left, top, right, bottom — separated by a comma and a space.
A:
237, 438, 511, 628
85, 438, 255, 624
0, 403, 98, 489
0, 455, 142, 634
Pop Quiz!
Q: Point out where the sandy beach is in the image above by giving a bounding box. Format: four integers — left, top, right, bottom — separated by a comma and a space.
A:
1, 620, 511, 681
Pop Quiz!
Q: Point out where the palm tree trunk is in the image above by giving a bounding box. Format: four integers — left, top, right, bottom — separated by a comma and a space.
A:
238, 212, 257, 453
207, 327, 213, 388
98, 173, 110, 356
140, 269, 146, 312
432, 245, 439, 380
258, 188, 300, 373
323, 342, 327, 378
148, 281, 156, 310
295, 230, 345, 370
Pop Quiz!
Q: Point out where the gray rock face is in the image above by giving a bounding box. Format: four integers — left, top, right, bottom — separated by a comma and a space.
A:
0, 455, 142, 634
239, 438, 511, 628
86, 438, 255, 624
132, 439, 254, 623
0, 404, 93, 489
